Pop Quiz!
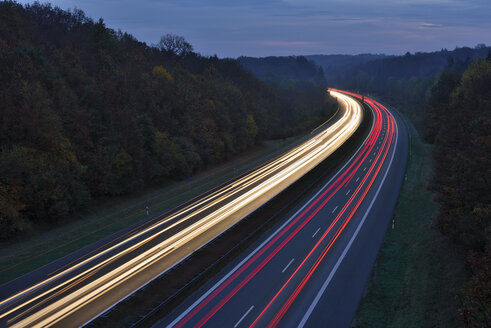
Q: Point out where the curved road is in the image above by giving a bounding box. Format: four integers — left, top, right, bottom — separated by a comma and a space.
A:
0, 91, 363, 327
159, 90, 408, 328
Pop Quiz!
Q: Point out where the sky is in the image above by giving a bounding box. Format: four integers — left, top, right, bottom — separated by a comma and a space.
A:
16, 0, 491, 57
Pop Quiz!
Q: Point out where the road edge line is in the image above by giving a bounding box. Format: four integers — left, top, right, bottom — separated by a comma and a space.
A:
297, 102, 400, 328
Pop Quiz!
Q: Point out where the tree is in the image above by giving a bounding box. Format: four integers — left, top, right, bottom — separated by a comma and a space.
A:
0, 182, 27, 239
152, 65, 173, 81
424, 71, 461, 143
0, 2, 337, 240
427, 58, 491, 327
157, 34, 193, 56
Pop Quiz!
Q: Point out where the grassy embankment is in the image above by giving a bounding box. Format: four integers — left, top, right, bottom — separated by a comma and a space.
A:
352, 118, 465, 327
0, 135, 310, 286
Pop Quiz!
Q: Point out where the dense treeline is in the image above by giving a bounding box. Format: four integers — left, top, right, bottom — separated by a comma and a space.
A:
236, 57, 333, 137
306, 54, 388, 80
238, 56, 327, 87
237, 57, 332, 137
0, 2, 336, 239
310, 46, 490, 130
425, 57, 490, 327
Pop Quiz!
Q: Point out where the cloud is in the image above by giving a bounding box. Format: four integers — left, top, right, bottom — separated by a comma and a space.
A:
420, 22, 444, 28
13, 0, 491, 57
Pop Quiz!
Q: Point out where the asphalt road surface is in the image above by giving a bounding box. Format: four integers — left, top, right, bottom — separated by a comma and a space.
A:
159, 90, 408, 328
0, 91, 363, 328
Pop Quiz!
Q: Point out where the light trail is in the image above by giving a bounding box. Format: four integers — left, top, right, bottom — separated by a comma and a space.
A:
169, 92, 379, 328
257, 99, 395, 328
0, 91, 362, 327
167, 90, 397, 328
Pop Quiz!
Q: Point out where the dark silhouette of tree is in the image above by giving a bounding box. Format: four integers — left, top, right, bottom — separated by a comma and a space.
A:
157, 34, 193, 56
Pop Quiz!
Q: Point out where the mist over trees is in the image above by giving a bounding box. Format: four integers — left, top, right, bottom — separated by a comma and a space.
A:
0, 2, 336, 239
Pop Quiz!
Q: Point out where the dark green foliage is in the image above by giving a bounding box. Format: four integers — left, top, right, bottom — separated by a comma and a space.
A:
428, 58, 490, 251
330, 47, 489, 90
311, 46, 490, 130
424, 71, 462, 143
0, 2, 336, 239
238, 56, 327, 87
237, 56, 337, 138
306, 53, 389, 78
425, 58, 491, 327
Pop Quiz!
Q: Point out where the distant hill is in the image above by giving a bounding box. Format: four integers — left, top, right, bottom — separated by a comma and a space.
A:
237, 56, 327, 86
321, 46, 491, 129
306, 54, 389, 80
239, 47, 490, 130
331, 46, 491, 87
307, 47, 490, 84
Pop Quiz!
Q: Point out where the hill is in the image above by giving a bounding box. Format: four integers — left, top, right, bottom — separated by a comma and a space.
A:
325, 46, 490, 129
331, 46, 490, 87
237, 55, 327, 86
306, 54, 389, 80
0, 2, 336, 239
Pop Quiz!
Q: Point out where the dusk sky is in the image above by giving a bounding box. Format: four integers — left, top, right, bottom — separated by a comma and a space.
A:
17, 0, 491, 57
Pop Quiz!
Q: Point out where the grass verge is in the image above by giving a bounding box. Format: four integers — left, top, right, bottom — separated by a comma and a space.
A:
351, 118, 465, 327
0, 135, 308, 286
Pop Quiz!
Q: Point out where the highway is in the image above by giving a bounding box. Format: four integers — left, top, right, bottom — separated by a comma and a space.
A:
0, 90, 363, 327
159, 90, 408, 328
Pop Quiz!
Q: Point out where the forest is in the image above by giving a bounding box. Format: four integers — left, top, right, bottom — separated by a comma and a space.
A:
237, 55, 327, 86
0, 2, 336, 240
306, 53, 388, 81
310, 46, 490, 130
425, 57, 490, 327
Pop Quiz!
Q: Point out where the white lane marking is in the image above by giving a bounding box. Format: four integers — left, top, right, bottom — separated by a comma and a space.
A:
331, 206, 338, 214
166, 96, 376, 328
346, 189, 350, 195
312, 228, 321, 238
234, 305, 254, 328
298, 107, 400, 328
363, 167, 367, 171
369, 159, 372, 163
355, 177, 360, 182
282, 258, 295, 273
